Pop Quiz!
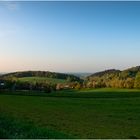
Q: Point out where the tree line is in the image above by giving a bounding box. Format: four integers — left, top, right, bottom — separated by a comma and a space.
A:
0, 66, 140, 93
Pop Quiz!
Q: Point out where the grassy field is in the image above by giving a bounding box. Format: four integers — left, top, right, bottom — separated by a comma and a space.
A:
0, 88, 140, 138
18, 77, 66, 84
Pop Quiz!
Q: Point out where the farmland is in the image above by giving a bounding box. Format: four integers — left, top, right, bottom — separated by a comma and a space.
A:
0, 89, 140, 138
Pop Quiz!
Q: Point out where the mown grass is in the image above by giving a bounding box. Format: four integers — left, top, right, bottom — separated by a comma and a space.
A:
0, 89, 140, 138
18, 77, 66, 84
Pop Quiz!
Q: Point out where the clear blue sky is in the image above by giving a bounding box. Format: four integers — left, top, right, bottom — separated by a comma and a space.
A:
0, 1, 140, 73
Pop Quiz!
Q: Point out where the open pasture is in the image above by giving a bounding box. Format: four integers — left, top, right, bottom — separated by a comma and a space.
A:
0, 88, 140, 138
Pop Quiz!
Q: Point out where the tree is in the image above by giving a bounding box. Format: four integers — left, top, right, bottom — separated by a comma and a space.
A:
134, 72, 140, 88
124, 78, 134, 88
75, 83, 82, 90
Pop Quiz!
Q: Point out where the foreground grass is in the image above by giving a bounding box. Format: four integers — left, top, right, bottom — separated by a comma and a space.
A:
0, 89, 140, 138
0, 114, 72, 139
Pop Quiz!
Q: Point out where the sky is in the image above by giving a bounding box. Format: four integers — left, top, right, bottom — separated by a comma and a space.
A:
0, 1, 140, 73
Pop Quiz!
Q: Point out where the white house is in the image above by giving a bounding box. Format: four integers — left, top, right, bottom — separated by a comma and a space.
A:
0, 82, 5, 86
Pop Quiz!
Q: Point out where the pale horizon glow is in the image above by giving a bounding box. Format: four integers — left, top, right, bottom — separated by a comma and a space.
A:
0, 1, 140, 73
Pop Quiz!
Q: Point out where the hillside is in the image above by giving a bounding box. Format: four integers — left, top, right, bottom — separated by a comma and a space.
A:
87, 69, 121, 78
121, 66, 140, 78
88, 66, 140, 79
86, 66, 140, 89
68, 73, 92, 79
0, 71, 83, 92
1, 71, 81, 82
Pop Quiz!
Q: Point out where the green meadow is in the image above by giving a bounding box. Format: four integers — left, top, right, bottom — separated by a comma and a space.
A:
18, 77, 66, 84
0, 89, 140, 138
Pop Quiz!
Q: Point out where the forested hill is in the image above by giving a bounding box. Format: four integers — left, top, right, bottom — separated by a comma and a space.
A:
86, 66, 140, 88
88, 69, 121, 78
122, 66, 140, 77
1, 71, 81, 82
88, 66, 140, 79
